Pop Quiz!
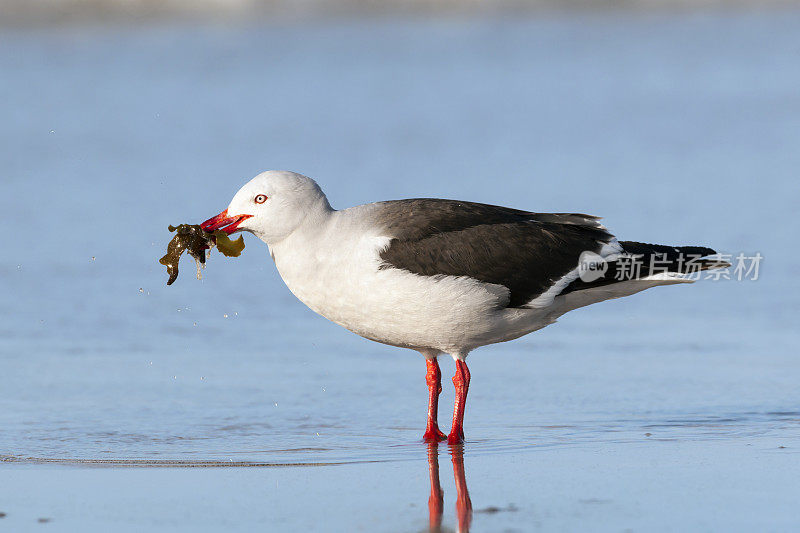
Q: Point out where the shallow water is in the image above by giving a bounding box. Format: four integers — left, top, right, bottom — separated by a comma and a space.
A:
1, 9, 800, 531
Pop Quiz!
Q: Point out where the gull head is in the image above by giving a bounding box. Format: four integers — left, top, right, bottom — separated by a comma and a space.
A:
201, 170, 331, 245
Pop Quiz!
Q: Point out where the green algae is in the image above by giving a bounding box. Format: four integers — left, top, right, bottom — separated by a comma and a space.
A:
159, 224, 245, 285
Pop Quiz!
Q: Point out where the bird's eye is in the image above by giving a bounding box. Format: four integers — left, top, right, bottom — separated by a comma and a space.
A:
254, 194, 268, 204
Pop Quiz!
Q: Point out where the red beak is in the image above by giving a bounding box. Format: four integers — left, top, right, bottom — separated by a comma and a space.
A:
200, 209, 253, 235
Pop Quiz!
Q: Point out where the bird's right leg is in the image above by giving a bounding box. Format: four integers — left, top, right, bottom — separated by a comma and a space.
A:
423, 357, 447, 442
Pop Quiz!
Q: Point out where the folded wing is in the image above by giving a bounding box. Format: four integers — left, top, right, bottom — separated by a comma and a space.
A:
376, 199, 616, 308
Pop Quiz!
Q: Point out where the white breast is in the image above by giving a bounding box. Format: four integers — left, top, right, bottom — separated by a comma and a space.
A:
267, 209, 533, 354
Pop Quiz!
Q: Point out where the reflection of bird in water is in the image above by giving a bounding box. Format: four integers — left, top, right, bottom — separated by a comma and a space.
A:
203, 170, 729, 443
427, 444, 444, 532
427, 443, 472, 533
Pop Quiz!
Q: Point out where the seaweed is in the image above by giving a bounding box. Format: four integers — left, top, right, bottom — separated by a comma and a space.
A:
212, 229, 245, 258
159, 224, 245, 285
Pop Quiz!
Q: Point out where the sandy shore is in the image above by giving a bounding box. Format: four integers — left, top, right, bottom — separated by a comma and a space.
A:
2, 0, 799, 26
1, 454, 362, 467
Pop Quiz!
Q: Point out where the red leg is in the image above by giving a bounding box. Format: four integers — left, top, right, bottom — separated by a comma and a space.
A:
423, 359, 447, 442
447, 360, 471, 445
427, 443, 443, 532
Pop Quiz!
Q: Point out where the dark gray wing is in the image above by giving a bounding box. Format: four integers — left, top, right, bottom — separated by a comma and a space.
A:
376, 199, 614, 308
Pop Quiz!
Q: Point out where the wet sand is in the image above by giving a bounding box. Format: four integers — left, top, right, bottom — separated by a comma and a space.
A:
2, 438, 799, 531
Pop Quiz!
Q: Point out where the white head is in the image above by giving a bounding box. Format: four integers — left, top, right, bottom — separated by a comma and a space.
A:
201, 170, 332, 244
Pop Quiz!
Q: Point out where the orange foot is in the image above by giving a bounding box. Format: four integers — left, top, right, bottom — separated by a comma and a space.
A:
447, 427, 465, 445
423, 425, 447, 442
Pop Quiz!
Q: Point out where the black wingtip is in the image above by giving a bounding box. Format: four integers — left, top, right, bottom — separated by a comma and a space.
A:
619, 241, 717, 258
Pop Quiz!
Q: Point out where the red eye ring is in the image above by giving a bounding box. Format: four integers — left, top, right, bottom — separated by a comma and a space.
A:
254, 194, 268, 204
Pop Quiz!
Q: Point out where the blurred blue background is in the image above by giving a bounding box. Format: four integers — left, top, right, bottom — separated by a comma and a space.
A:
1, 5, 799, 531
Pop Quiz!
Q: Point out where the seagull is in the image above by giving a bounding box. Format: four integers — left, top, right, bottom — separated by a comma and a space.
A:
200, 170, 728, 444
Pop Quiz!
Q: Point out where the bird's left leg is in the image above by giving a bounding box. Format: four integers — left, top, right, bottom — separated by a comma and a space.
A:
422, 353, 446, 442
447, 358, 471, 445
